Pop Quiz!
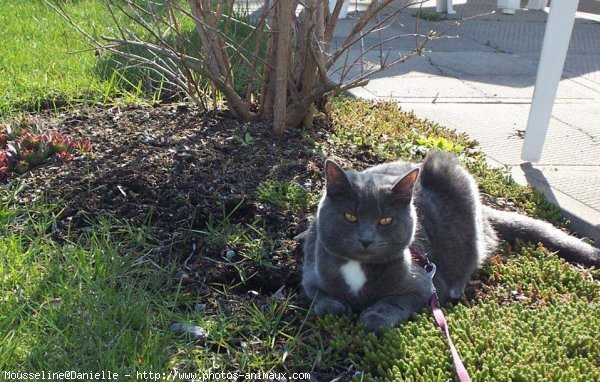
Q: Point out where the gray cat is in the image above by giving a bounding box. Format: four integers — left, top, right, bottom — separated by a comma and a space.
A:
301, 151, 599, 332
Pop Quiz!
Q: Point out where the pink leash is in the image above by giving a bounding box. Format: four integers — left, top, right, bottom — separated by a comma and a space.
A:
411, 248, 472, 382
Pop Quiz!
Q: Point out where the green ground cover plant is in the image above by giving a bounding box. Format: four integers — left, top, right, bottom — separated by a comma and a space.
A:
327, 98, 565, 224
307, 98, 599, 381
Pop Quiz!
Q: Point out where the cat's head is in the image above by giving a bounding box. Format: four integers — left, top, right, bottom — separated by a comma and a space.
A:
316, 160, 419, 263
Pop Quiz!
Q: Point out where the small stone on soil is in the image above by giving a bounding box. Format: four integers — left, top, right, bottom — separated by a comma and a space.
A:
225, 249, 236, 260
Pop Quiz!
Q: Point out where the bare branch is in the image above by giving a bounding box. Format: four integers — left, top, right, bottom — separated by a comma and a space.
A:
173, 1, 274, 79
324, 0, 347, 43
104, 36, 254, 119
246, 0, 273, 101
273, 0, 293, 135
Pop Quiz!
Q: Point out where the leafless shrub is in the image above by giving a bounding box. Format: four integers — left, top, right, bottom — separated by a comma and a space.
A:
48, 0, 475, 135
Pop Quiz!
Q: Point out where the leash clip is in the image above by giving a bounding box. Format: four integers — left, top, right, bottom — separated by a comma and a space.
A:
425, 262, 436, 280
420, 251, 436, 280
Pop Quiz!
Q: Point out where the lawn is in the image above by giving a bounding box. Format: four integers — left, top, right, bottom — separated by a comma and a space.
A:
0, 0, 178, 116
1, 1, 599, 381
0, 1, 258, 117
1, 1, 113, 114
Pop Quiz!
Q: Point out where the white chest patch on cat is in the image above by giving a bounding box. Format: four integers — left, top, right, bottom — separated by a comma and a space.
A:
339, 260, 367, 294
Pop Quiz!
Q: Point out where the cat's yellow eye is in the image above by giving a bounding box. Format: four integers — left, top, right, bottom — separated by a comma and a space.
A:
344, 212, 358, 223
378, 217, 393, 226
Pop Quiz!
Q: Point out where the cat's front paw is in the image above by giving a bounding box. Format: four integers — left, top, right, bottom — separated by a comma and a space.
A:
313, 297, 349, 317
360, 310, 395, 333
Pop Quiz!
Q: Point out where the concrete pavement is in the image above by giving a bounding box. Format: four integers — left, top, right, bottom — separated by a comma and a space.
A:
336, 0, 600, 241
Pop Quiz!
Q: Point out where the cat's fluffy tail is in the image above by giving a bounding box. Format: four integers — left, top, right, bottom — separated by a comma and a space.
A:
483, 206, 599, 267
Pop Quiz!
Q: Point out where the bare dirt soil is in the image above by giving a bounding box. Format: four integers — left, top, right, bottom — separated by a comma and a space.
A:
6, 104, 386, 307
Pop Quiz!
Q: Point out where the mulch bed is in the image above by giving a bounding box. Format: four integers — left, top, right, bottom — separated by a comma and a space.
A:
6, 103, 577, 306
3, 104, 381, 307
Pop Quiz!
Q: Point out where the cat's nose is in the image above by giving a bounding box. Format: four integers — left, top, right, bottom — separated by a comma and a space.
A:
359, 239, 373, 249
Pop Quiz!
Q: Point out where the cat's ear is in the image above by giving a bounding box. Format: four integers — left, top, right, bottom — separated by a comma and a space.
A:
391, 168, 420, 202
325, 159, 353, 198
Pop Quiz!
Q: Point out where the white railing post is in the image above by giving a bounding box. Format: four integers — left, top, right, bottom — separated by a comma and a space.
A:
521, 0, 580, 162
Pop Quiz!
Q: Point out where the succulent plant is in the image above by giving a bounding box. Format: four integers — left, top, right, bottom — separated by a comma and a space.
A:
0, 152, 11, 180
20, 134, 43, 150
70, 139, 92, 153
55, 151, 73, 163
49, 133, 71, 154
6, 142, 21, 158
4, 123, 24, 141
0, 118, 92, 181
19, 148, 36, 163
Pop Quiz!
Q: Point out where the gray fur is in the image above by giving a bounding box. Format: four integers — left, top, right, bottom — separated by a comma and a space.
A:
302, 151, 599, 332
484, 207, 600, 267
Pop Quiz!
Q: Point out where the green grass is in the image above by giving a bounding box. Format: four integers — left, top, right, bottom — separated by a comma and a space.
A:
0, 194, 175, 372
0, 196, 311, 378
0, 1, 200, 116
0, 188, 305, 376
0, 1, 129, 115
256, 180, 318, 213
0, 1, 262, 117
199, 210, 283, 270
